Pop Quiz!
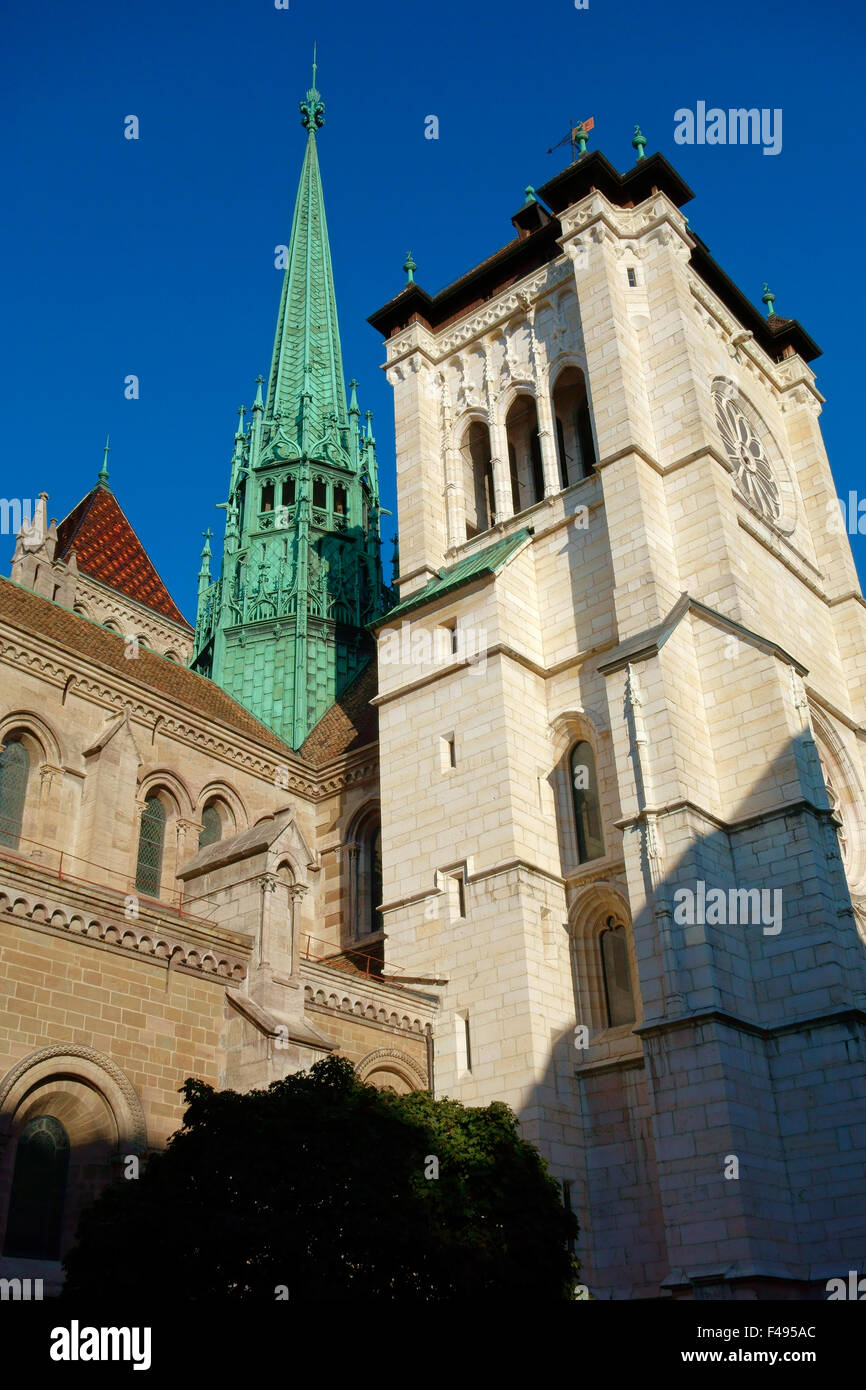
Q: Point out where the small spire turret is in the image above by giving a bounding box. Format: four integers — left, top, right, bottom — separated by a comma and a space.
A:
97, 435, 110, 490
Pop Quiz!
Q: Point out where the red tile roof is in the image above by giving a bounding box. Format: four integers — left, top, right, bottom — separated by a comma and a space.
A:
55, 486, 192, 628
299, 660, 378, 765
0, 577, 294, 756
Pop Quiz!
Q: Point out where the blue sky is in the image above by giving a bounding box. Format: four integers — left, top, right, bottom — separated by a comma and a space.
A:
3, 0, 864, 621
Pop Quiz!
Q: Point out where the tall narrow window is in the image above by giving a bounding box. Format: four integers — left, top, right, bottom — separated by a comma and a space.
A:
463, 421, 495, 538
570, 740, 604, 864
456, 1012, 472, 1072
313, 479, 328, 511
353, 815, 383, 940
553, 367, 596, 487
600, 917, 636, 1026
261, 482, 275, 512
506, 395, 543, 512
508, 441, 521, 513
136, 794, 166, 896
369, 825, 383, 936
333, 485, 348, 517
3, 1115, 70, 1259
0, 737, 30, 849
198, 802, 222, 849
281, 477, 296, 508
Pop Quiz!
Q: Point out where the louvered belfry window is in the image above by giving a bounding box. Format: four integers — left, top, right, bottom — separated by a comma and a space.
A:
136, 793, 166, 896
0, 737, 30, 849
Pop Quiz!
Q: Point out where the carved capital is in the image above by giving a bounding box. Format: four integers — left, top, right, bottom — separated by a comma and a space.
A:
259, 873, 279, 894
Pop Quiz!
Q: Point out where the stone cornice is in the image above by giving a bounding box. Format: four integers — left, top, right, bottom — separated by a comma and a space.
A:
0, 863, 251, 981
636, 1004, 866, 1044
597, 592, 807, 678
383, 260, 574, 369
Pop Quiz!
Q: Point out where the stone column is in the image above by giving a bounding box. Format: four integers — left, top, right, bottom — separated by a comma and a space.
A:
534, 387, 562, 498
443, 443, 463, 551
257, 871, 279, 971
488, 411, 514, 523
287, 882, 309, 976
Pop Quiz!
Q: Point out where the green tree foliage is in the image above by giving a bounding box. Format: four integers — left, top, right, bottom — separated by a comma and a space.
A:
61, 1055, 578, 1301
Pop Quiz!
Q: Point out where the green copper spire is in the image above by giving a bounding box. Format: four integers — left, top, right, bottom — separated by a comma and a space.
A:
403, 251, 417, 285
192, 58, 387, 750
524, 185, 537, 204
762, 282, 777, 318
575, 122, 589, 155
632, 124, 647, 160
98, 435, 110, 489
264, 53, 346, 451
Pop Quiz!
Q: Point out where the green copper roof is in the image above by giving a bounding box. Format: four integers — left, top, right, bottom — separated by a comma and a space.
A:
374, 529, 533, 626
264, 64, 348, 447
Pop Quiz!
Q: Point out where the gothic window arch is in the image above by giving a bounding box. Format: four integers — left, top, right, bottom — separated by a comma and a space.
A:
347, 807, 383, 942
552, 365, 595, 488
569, 888, 640, 1046
570, 739, 604, 865
0, 736, 30, 849
809, 708, 866, 912
135, 792, 167, 896
505, 394, 544, 513
460, 420, 495, 538
3, 1114, 70, 1259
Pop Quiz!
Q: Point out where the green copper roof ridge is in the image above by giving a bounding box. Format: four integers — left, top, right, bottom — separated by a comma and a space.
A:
373, 528, 534, 627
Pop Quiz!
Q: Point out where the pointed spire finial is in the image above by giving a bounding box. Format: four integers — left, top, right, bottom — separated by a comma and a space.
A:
348, 379, 360, 415
762, 282, 777, 318
252, 376, 264, 411
524, 185, 537, 205
98, 435, 110, 489
403, 251, 417, 285
201, 527, 213, 557
300, 46, 325, 132
236, 405, 246, 436
575, 122, 589, 155
632, 124, 647, 160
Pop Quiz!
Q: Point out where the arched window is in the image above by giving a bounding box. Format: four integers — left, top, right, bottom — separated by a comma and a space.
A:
369, 824, 383, 937
350, 813, 383, 940
0, 737, 30, 849
198, 802, 222, 849
570, 740, 604, 864
552, 366, 595, 488
462, 421, 495, 538
261, 482, 275, 513
505, 396, 544, 513
599, 917, 636, 1027
136, 794, 166, 896
3, 1115, 70, 1259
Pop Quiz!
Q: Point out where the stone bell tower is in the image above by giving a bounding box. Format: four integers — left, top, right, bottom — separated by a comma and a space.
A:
370, 125, 866, 1299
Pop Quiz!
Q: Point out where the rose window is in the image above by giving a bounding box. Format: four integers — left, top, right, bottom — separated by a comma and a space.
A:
713, 389, 781, 524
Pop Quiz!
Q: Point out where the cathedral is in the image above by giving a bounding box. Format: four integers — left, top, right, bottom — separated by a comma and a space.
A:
1, 67, 864, 1301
